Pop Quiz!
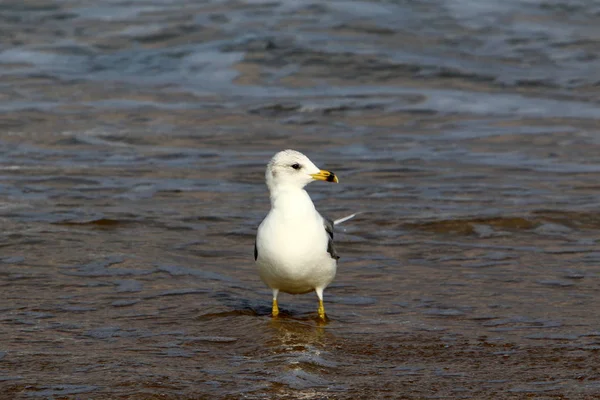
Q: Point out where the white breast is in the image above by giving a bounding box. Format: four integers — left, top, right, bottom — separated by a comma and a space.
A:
255, 191, 337, 294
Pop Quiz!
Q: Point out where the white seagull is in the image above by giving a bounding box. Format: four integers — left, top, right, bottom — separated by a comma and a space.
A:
255, 149, 340, 320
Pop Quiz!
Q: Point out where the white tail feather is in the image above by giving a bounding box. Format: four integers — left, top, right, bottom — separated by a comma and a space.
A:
334, 213, 359, 226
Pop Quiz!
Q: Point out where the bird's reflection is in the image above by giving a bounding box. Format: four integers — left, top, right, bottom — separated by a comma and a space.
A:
265, 315, 334, 353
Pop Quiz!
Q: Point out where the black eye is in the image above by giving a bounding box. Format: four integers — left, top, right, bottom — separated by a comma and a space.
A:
291, 163, 301, 170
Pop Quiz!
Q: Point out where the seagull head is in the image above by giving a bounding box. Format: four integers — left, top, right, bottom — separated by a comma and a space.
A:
265, 149, 338, 191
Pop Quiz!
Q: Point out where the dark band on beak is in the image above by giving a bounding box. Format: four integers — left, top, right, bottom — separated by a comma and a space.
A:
326, 172, 337, 182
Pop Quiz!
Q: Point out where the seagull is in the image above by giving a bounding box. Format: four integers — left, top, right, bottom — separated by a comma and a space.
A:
255, 149, 340, 320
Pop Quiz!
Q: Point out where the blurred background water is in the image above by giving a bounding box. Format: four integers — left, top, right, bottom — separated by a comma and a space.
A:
2, 0, 600, 398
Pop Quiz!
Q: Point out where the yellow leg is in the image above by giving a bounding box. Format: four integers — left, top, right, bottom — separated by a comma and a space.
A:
318, 299, 326, 320
272, 298, 279, 317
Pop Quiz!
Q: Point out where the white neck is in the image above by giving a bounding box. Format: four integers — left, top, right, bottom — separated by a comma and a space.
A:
269, 185, 316, 217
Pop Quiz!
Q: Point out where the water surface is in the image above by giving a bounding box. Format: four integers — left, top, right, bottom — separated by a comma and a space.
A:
2, 0, 600, 398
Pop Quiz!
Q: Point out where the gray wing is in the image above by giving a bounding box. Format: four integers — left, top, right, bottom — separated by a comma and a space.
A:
323, 217, 340, 260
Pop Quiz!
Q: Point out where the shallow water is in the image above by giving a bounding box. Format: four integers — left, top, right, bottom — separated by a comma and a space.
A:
2, 0, 600, 398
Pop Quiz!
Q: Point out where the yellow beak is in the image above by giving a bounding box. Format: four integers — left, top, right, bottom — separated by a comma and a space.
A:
311, 169, 339, 183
